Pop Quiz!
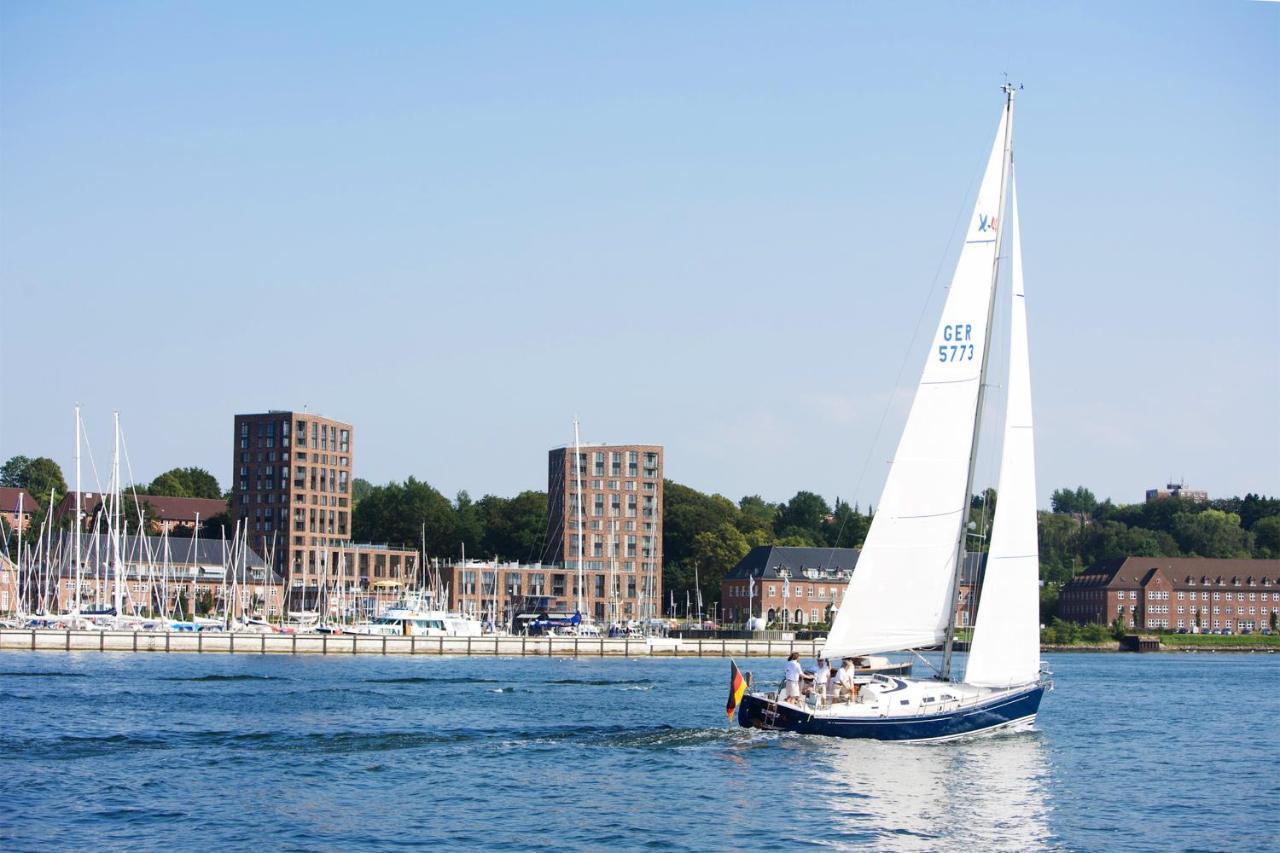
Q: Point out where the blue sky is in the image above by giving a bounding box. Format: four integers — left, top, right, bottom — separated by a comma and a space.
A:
2, 1, 1276, 509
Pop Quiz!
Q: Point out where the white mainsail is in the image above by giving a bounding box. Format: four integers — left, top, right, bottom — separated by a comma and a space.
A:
824, 104, 1013, 658
965, 173, 1041, 687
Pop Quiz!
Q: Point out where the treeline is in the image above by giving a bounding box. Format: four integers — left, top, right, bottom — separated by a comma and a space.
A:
350, 478, 549, 565
662, 484, 872, 611
1036, 486, 1280, 621
8, 450, 1277, 624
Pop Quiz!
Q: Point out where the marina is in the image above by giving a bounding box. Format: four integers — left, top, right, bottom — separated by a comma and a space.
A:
1, 2, 1275, 850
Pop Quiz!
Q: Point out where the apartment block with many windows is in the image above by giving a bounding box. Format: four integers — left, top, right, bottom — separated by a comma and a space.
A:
543, 443, 663, 624
232, 411, 353, 585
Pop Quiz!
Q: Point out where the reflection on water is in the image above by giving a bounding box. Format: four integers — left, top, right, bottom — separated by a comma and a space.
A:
809, 731, 1053, 850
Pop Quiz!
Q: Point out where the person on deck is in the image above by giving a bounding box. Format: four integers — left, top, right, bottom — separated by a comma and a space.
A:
834, 657, 857, 703
811, 655, 831, 705
781, 652, 805, 705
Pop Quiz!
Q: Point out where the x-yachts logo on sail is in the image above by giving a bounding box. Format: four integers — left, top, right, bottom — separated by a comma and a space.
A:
977, 214, 998, 232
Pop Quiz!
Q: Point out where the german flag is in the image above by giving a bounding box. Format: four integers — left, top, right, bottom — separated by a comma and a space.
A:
726, 660, 747, 722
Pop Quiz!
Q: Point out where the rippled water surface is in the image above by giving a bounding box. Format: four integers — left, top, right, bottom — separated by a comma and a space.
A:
1, 651, 1276, 851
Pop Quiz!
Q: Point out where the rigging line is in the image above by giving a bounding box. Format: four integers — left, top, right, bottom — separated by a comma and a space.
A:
531, 459, 565, 565
912, 649, 942, 676
821, 136, 992, 577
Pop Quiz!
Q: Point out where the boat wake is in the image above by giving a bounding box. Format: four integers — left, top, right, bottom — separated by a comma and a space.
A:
158, 674, 286, 682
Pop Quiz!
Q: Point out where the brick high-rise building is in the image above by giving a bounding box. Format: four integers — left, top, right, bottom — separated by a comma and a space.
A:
543, 442, 663, 624
232, 411, 353, 586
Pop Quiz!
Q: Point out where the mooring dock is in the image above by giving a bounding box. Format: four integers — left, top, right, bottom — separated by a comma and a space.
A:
0, 629, 826, 658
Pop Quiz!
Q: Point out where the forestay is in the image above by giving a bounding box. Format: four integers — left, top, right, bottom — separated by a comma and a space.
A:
824, 106, 1012, 659
965, 175, 1041, 688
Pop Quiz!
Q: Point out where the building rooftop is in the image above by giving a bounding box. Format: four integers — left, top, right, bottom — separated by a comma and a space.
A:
55, 493, 227, 525
1065, 557, 1280, 590
0, 487, 40, 514
56, 531, 275, 578
724, 545, 985, 585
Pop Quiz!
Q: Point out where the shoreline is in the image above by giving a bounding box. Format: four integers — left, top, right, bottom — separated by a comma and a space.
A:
1, 629, 1276, 657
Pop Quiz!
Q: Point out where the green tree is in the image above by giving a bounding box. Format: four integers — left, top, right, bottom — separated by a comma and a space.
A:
478, 491, 548, 562
1171, 509, 1251, 558
1037, 511, 1081, 585
1080, 623, 1110, 643
453, 491, 484, 557
1039, 584, 1061, 625
0, 455, 33, 487
148, 467, 221, 498
776, 491, 831, 543
825, 498, 870, 548
1251, 515, 1280, 558
351, 477, 374, 505
1, 456, 67, 509
735, 495, 778, 539
352, 477, 457, 556
1077, 520, 1164, 565
689, 522, 750, 610
1051, 486, 1098, 515
662, 480, 740, 568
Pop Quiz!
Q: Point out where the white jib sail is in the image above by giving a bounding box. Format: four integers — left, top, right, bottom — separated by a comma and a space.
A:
824, 105, 1012, 659
965, 172, 1041, 688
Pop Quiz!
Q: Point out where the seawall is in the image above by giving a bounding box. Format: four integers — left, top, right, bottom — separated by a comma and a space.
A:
0, 629, 824, 658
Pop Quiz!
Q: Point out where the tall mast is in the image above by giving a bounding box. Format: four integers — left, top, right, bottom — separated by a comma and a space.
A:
941, 84, 1017, 681
112, 410, 123, 620
572, 418, 584, 616
74, 405, 82, 617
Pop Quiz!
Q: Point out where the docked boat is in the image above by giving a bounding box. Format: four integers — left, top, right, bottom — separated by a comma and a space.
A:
734, 86, 1050, 741
347, 593, 484, 637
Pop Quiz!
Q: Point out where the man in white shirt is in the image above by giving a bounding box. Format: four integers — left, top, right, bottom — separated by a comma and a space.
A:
834, 657, 857, 702
781, 652, 804, 705
812, 655, 831, 704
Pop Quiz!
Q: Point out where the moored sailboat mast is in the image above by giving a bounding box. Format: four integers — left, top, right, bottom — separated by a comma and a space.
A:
573, 417, 585, 617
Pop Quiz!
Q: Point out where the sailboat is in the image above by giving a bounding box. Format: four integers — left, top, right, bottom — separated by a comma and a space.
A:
735, 86, 1050, 741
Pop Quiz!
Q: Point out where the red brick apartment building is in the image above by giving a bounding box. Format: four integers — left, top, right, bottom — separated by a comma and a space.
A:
232, 411, 418, 603
233, 411, 353, 581
542, 443, 663, 623
720, 546, 986, 629
55, 492, 228, 535
0, 487, 39, 535
1059, 557, 1280, 632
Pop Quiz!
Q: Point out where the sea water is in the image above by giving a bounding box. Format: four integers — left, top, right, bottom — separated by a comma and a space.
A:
0, 651, 1275, 851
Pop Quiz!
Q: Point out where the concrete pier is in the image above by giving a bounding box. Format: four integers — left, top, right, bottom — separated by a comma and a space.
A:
0, 629, 824, 658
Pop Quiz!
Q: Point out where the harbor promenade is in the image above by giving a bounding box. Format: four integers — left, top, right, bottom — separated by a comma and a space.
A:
0, 629, 825, 658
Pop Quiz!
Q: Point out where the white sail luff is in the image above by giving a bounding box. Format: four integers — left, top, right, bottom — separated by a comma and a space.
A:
965, 172, 1041, 688
824, 103, 1012, 659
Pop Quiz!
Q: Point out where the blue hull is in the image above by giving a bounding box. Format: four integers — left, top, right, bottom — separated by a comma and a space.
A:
737, 684, 1044, 742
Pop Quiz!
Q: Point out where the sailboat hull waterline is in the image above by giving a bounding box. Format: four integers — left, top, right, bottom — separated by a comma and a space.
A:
736, 682, 1045, 743
728, 85, 1051, 741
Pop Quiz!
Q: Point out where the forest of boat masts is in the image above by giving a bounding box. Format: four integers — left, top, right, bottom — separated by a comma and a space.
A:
2, 408, 1278, 635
